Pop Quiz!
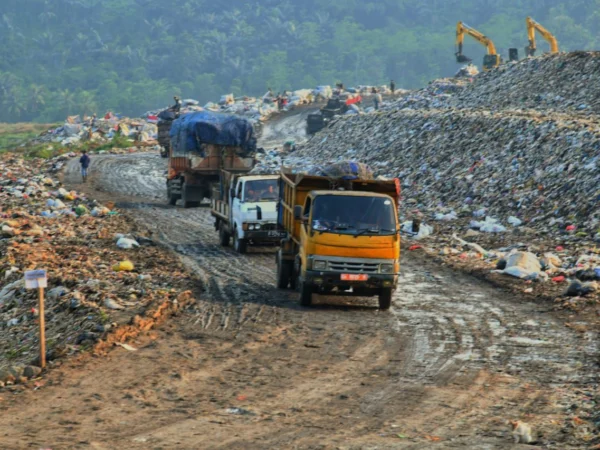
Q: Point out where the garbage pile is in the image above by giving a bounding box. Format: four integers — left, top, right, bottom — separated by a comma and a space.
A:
294, 106, 600, 304
0, 152, 194, 381
380, 78, 470, 111
36, 113, 159, 147
449, 52, 600, 114
455, 64, 480, 78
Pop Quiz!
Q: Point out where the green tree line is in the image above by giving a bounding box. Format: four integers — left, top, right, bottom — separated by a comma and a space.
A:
1, 0, 599, 122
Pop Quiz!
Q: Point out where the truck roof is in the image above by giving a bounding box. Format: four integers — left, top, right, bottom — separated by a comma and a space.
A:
310, 190, 393, 198
239, 174, 279, 181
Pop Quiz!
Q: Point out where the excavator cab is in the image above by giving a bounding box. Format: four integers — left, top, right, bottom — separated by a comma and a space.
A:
483, 54, 501, 71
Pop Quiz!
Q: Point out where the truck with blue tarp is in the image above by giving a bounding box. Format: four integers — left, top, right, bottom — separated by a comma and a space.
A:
166, 111, 257, 208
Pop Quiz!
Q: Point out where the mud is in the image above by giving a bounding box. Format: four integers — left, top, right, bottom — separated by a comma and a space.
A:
0, 118, 597, 448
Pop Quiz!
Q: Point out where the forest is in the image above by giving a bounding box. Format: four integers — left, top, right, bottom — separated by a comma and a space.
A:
0, 0, 599, 122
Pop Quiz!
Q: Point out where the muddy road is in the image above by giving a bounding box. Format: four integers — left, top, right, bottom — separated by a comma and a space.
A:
0, 132, 598, 448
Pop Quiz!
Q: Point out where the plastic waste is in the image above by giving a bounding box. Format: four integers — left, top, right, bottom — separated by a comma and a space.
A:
117, 237, 140, 249
507, 216, 522, 227
112, 260, 134, 272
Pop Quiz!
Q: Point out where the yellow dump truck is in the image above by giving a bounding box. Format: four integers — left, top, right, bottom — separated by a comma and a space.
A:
276, 169, 401, 309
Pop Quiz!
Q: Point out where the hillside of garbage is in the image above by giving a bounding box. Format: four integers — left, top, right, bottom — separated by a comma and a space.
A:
448, 52, 600, 114
30, 85, 392, 149
293, 53, 600, 308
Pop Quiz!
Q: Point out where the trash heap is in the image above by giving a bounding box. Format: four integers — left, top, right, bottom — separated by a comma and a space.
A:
0, 152, 194, 382
36, 113, 159, 147
380, 78, 470, 111
294, 106, 600, 305
449, 52, 600, 114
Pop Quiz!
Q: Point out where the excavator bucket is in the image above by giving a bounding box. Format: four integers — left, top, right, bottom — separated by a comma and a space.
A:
525, 45, 535, 57
456, 53, 472, 63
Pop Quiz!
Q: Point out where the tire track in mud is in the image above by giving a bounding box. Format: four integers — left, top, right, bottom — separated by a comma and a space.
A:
61, 148, 599, 447
64, 152, 599, 386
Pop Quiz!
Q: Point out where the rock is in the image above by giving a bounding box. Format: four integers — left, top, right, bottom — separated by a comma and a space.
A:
23, 365, 42, 379
8, 365, 24, 378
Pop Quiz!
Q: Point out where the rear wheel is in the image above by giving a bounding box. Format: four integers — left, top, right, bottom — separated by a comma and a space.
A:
219, 226, 230, 247
378, 288, 393, 310
233, 230, 247, 254
276, 258, 292, 289
167, 186, 178, 206
181, 183, 200, 208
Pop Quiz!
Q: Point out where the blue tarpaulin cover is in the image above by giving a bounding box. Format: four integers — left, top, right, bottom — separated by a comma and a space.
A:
170, 111, 256, 155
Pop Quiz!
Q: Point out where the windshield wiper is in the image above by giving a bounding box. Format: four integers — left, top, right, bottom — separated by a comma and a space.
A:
354, 227, 380, 237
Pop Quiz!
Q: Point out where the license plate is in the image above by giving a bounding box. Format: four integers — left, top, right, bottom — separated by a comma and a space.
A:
341, 274, 369, 281
268, 231, 286, 238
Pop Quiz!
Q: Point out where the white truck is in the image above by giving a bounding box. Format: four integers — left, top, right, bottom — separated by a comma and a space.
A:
211, 171, 287, 253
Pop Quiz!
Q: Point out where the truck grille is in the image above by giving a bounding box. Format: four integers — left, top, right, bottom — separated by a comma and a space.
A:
328, 261, 379, 274
261, 223, 279, 231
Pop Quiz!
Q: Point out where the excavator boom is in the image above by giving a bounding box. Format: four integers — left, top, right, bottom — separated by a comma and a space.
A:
455, 21, 500, 71
526, 17, 559, 56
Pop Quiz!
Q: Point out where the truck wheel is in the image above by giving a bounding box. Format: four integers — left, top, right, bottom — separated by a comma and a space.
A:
276, 260, 291, 289
167, 186, 178, 206
378, 288, 393, 310
299, 277, 313, 307
219, 226, 230, 247
233, 231, 247, 254
181, 183, 199, 208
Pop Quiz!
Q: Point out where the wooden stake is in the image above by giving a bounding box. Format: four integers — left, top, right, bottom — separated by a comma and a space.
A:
39, 286, 46, 369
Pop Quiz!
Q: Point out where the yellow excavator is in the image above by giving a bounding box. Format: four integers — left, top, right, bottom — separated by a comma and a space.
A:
526, 16, 559, 56
455, 22, 501, 71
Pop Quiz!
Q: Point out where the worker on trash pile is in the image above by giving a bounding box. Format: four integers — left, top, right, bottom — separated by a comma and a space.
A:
79, 150, 90, 183
390, 80, 396, 94
172, 96, 182, 113
372, 87, 383, 110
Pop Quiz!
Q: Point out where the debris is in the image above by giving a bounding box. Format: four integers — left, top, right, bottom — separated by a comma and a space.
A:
225, 407, 255, 416
116, 343, 138, 352
116, 237, 140, 249
112, 261, 134, 272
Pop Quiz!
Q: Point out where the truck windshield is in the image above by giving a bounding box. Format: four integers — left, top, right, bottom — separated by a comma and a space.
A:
311, 195, 397, 235
244, 179, 279, 202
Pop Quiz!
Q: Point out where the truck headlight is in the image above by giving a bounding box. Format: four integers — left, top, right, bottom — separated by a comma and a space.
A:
380, 264, 394, 274
255, 224, 261, 230
249, 224, 255, 230
313, 260, 327, 271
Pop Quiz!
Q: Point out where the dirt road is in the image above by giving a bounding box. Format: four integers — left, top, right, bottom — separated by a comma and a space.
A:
0, 141, 597, 448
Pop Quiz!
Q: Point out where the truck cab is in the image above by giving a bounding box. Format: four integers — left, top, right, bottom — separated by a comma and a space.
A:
277, 171, 401, 309
212, 174, 287, 253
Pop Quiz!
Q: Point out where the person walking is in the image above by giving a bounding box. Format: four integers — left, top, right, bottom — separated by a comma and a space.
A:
79, 150, 90, 183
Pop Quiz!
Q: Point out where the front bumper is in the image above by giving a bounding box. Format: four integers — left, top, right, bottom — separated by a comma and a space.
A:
304, 270, 397, 289
244, 229, 288, 243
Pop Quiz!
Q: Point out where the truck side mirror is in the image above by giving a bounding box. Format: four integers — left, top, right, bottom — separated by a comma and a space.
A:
294, 205, 303, 220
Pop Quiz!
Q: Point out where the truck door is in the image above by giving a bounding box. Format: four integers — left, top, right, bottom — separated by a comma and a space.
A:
232, 180, 243, 232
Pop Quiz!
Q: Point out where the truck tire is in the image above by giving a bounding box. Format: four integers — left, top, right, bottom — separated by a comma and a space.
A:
233, 231, 247, 254
181, 183, 200, 208
167, 186, 178, 206
378, 288, 393, 310
219, 226, 230, 247
299, 278, 313, 307
276, 260, 291, 289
